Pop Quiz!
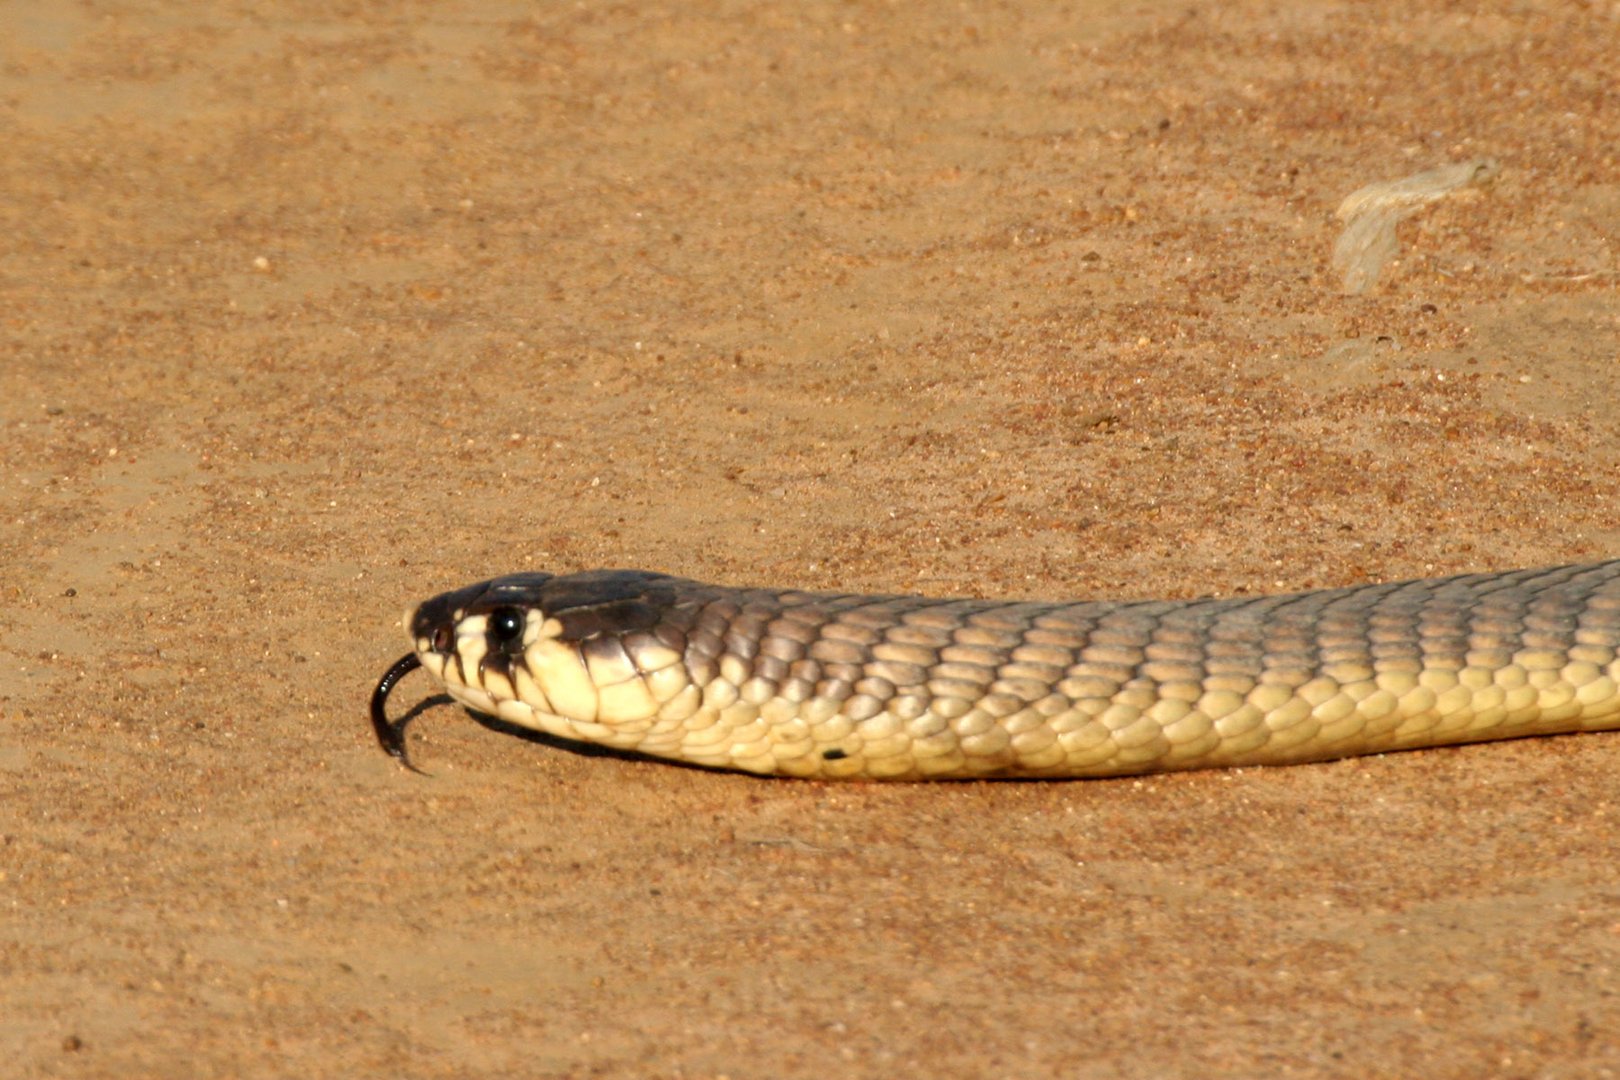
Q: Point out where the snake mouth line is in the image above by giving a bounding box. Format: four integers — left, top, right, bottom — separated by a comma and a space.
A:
370, 652, 425, 772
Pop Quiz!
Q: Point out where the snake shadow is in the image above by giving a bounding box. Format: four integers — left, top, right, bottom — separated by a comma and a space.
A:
388, 697, 1187, 782
390, 694, 717, 773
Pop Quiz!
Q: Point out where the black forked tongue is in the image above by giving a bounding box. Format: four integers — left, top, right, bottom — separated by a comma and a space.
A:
369, 652, 426, 774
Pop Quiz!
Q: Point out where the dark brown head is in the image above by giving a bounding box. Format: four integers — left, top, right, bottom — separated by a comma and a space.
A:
402, 569, 689, 736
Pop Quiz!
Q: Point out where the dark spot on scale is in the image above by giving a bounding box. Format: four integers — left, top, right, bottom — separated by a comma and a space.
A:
822, 748, 848, 761
479, 648, 513, 683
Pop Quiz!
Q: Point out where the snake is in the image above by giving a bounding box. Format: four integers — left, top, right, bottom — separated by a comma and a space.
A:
369, 561, 1620, 780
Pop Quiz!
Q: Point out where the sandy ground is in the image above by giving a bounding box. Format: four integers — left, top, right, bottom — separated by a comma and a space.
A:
3, 2, 1620, 1077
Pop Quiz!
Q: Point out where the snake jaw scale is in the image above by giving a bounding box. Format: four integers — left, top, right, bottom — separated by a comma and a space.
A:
521, 610, 545, 648
526, 638, 599, 723
596, 679, 660, 724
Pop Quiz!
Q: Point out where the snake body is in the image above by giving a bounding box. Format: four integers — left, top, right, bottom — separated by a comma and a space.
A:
371, 561, 1620, 779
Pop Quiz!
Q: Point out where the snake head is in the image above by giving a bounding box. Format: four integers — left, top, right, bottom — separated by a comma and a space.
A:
400, 569, 692, 751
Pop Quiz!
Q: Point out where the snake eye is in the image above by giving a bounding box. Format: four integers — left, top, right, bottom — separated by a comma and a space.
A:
488, 606, 526, 651
430, 627, 453, 653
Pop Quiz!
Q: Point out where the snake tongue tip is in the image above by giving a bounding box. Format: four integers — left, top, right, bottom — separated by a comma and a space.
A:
395, 751, 430, 777
388, 735, 430, 777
